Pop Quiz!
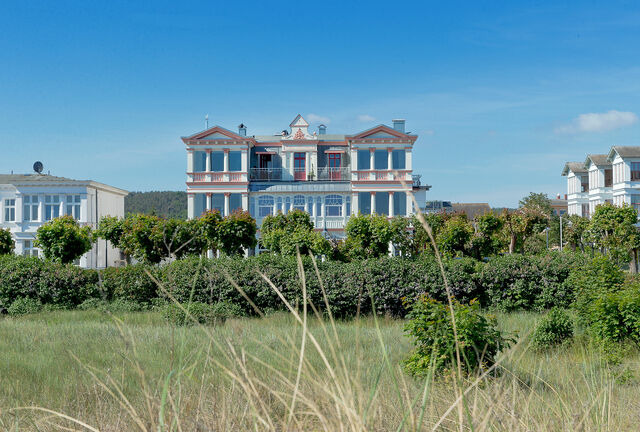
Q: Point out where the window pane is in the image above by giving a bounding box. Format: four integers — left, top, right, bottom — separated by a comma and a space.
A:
359, 192, 371, 215
229, 194, 242, 212
392, 150, 405, 169
375, 192, 389, 215
211, 152, 224, 171
194, 151, 206, 172
394, 192, 407, 216
374, 150, 388, 170
229, 151, 242, 172
357, 150, 370, 170
211, 194, 224, 214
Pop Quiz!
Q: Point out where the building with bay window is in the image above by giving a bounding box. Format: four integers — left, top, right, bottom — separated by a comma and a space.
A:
563, 146, 640, 218
0, 173, 128, 268
184, 115, 429, 245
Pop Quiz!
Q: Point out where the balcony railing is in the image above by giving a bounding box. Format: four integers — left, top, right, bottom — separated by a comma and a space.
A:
250, 168, 283, 181
317, 167, 350, 181
188, 172, 247, 182
354, 170, 412, 181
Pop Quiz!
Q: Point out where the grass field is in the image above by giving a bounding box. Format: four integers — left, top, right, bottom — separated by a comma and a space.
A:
0, 309, 639, 431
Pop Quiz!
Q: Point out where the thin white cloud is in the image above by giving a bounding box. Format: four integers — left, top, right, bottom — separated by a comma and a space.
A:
555, 110, 638, 134
306, 113, 331, 124
357, 114, 375, 122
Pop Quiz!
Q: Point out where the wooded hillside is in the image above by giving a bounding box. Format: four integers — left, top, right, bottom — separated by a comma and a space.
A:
125, 191, 187, 219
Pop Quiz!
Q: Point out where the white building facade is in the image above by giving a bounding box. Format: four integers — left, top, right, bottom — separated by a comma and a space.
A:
562, 162, 590, 217
608, 146, 640, 213
184, 115, 429, 242
0, 174, 128, 268
584, 154, 613, 215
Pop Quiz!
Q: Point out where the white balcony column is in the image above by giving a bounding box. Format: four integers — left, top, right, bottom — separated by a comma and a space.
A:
187, 150, 194, 173
241, 193, 249, 211
387, 148, 393, 172
15, 193, 23, 223
223, 149, 230, 172
241, 150, 248, 172
306, 152, 310, 178
342, 195, 347, 221
205, 150, 212, 172
224, 193, 230, 217
389, 192, 394, 217
352, 193, 359, 215
38, 194, 44, 222
371, 192, 376, 215
320, 197, 326, 229
187, 193, 195, 219
369, 148, 375, 179
407, 191, 413, 216
406, 148, 413, 171
205, 193, 212, 211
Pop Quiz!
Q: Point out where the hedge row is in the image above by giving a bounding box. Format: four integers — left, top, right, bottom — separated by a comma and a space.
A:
0, 252, 588, 317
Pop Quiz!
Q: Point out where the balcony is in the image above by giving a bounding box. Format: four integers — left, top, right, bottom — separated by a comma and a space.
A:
354, 170, 413, 181
250, 168, 283, 181
317, 167, 350, 181
188, 172, 247, 182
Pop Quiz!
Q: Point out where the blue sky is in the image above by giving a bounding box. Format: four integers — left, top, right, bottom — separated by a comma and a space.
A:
2, 0, 640, 207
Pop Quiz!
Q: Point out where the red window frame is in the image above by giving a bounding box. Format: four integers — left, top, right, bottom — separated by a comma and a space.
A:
328, 153, 341, 180
294, 153, 306, 180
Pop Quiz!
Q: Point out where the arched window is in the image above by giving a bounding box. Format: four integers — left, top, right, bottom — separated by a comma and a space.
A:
325, 195, 343, 217
258, 196, 274, 217
307, 196, 314, 216
293, 195, 306, 211
285, 196, 291, 213
276, 196, 283, 213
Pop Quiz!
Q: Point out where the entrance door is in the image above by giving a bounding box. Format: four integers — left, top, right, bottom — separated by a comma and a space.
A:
328, 153, 341, 180
259, 154, 272, 180
294, 153, 306, 181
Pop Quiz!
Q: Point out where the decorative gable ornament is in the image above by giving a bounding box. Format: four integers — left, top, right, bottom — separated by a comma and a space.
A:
283, 114, 316, 140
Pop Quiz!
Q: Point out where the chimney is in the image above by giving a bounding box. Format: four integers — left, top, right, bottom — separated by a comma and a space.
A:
564, 194, 567, 200
557, 193, 561, 199
392, 119, 405, 133
318, 124, 327, 135
238, 123, 247, 137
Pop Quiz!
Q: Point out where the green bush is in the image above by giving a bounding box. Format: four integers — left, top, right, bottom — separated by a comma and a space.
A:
0, 255, 99, 307
403, 296, 512, 376
8, 297, 42, 315
531, 308, 574, 349
162, 301, 240, 326
100, 264, 160, 305
586, 283, 640, 344
480, 252, 585, 312
78, 298, 147, 313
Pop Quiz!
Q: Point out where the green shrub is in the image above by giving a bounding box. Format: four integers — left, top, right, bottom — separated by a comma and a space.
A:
0, 228, 15, 255
481, 252, 585, 312
78, 298, 147, 313
531, 308, 574, 349
8, 297, 42, 315
403, 296, 511, 376
100, 264, 160, 304
162, 301, 240, 326
586, 283, 640, 344
0, 255, 99, 307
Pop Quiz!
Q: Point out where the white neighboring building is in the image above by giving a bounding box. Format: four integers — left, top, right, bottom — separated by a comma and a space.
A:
0, 173, 128, 268
562, 162, 590, 217
608, 146, 640, 212
584, 154, 613, 215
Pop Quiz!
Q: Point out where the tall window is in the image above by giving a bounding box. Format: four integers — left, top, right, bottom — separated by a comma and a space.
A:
211, 152, 224, 171
374, 150, 387, 170
376, 192, 389, 215
632, 195, 640, 216
359, 192, 371, 214
307, 196, 314, 216
632, 162, 640, 181
258, 196, 274, 217
194, 151, 207, 172
357, 150, 370, 170
66, 195, 81, 220
294, 153, 306, 180
293, 195, 306, 211
44, 195, 60, 221
394, 192, 407, 216
229, 194, 242, 213
328, 153, 342, 180
211, 194, 224, 214
392, 150, 405, 169
4, 199, 15, 222
604, 169, 613, 187
23, 195, 39, 221
23, 240, 38, 257
325, 195, 342, 216
229, 151, 242, 171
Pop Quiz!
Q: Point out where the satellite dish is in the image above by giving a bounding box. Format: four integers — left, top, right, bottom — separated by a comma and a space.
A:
33, 161, 44, 174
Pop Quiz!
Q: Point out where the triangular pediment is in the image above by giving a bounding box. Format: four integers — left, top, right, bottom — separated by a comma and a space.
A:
184, 126, 243, 141
290, 114, 309, 128
351, 125, 407, 139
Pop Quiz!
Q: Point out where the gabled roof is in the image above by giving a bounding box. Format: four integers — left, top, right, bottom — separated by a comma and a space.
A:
182, 125, 245, 141
350, 124, 410, 140
561, 162, 587, 176
0, 174, 128, 195
289, 114, 309, 128
607, 146, 640, 161
585, 154, 611, 169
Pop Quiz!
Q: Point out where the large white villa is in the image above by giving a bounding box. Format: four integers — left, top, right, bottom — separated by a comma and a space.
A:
0, 172, 128, 268
563, 146, 640, 217
184, 115, 430, 243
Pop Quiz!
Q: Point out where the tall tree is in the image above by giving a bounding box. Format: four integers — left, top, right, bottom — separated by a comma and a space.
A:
588, 203, 640, 272
35, 215, 94, 264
